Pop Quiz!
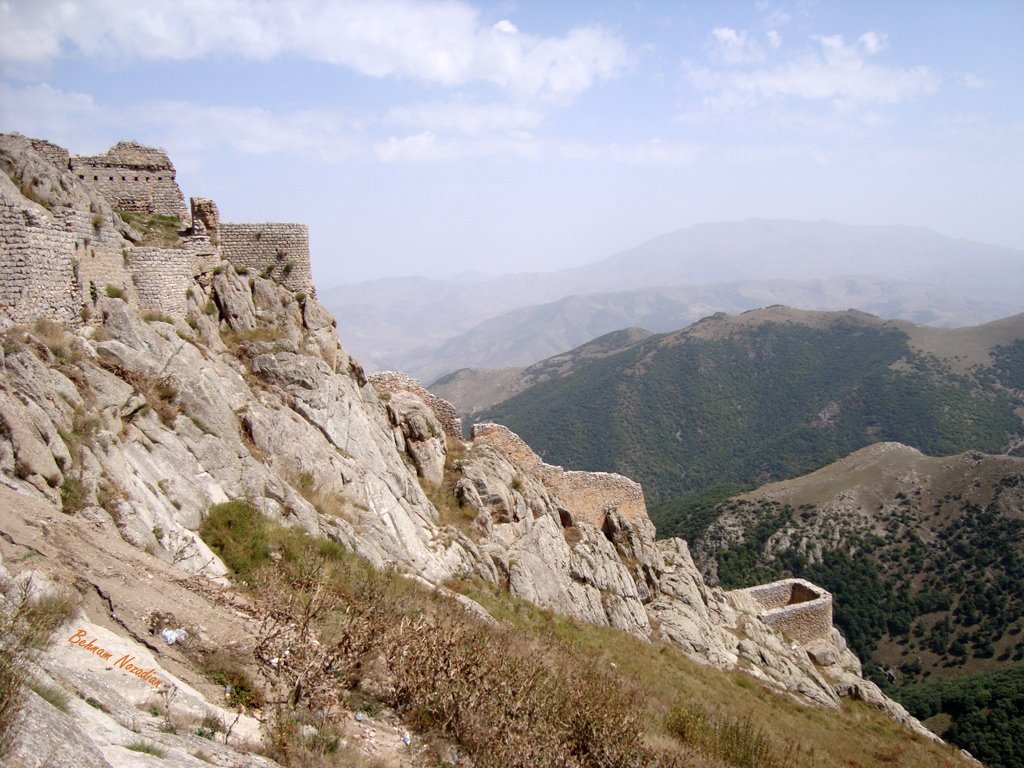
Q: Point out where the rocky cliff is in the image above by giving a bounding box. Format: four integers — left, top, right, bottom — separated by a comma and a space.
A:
0, 136, 942, 765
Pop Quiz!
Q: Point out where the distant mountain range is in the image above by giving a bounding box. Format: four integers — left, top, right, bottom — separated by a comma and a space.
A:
459, 307, 1024, 503
321, 220, 1024, 381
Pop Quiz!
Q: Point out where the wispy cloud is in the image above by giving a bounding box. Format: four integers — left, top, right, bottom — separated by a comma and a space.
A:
707, 28, 764, 65
558, 139, 701, 165
0, 0, 628, 100
685, 32, 939, 118
388, 101, 544, 135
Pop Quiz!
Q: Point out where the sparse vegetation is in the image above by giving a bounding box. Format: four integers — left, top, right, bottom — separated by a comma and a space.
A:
116, 210, 182, 248
0, 585, 76, 758
194, 498, 964, 768
30, 680, 70, 713
125, 740, 166, 757
105, 284, 125, 299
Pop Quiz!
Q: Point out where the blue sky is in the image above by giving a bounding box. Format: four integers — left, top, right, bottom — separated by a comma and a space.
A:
1, 0, 1022, 286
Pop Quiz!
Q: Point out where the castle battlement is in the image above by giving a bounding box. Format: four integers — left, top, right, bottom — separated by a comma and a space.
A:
0, 134, 314, 326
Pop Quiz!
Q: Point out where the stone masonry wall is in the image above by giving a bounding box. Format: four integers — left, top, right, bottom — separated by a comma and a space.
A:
733, 578, 833, 644
368, 371, 462, 439
0, 193, 78, 325
543, 469, 648, 529
65, 209, 137, 309
471, 422, 648, 529
125, 248, 199, 316
218, 223, 313, 296
69, 142, 187, 221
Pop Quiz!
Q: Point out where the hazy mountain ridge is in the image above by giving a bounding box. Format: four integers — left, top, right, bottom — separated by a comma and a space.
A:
324, 220, 1024, 380
471, 307, 1024, 503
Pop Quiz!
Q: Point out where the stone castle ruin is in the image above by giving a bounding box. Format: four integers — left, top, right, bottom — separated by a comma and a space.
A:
733, 578, 834, 643
0, 134, 313, 326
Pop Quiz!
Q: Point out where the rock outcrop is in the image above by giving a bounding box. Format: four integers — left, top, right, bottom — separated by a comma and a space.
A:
0, 134, 940, 764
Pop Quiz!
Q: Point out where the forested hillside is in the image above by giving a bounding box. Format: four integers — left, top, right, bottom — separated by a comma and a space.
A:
684, 445, 1024, 768
475, 308, 1024, 504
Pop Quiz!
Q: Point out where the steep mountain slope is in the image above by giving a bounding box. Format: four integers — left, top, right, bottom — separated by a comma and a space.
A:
684, 443, 1024, 768
431, 327, 652, 417
323, 220, 1024, 378
475, 307, 1024, 504
0, 133, 961, 767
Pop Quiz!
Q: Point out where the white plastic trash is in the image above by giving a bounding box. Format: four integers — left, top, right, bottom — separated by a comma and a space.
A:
160, 628, 188, 645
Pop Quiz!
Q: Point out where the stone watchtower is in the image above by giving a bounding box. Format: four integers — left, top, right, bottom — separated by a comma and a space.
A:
69, 142, 188, 220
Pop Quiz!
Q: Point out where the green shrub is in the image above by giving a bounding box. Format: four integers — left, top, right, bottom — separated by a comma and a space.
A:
59, 476, 88, 513
104, 284, 125, 299
198, 500, 270, 582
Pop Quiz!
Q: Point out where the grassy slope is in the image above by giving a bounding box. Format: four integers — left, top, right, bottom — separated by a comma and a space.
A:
197, 499, 969, 768
477, 308, 1024, 504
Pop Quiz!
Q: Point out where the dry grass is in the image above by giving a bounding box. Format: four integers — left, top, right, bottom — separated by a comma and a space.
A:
198, 500, 969, 768
0, 583, 77, 758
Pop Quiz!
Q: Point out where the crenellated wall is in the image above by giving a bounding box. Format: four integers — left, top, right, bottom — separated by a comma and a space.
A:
218, 223, 313, 296
69, 142, 187, 221
1, 135, 315, 326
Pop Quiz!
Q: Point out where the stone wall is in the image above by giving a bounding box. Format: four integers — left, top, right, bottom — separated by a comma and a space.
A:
69, 142, 187, 220
28, 139, 70, 170
544, 469, 648, 530
0, 193, 78, 325
125, 248, 200, 316
218, 223, 313, 296
2, 135, 315, 329
470, 422, 648, 530
733, 578, 833, 644
0, 174, 143, 326
368, 371, 462, 439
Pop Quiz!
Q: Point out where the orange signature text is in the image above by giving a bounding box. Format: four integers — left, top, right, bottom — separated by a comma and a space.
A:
67, 629, 163, 689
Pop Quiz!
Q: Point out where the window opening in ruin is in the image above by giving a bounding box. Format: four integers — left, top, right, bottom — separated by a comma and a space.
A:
134, 176, 139, 181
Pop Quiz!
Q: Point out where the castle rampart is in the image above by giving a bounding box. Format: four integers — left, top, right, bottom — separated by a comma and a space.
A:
732, 578, 833, 644
470, 422, 648, 530
0, 194, 79, 326
369, 371, 462, 440
69, 142, 188, 221
1, 135, 315, 326
219, 223, 314, 296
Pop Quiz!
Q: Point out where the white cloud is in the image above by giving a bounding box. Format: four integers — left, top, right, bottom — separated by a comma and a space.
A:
686, 33, 939, 115
558, 139, 701, 165
767, 30, 782, 49
707, 27, 764, 65
388, 101, 543, 135
962, 73, 987, 90
857, 31, 888, 55
0, 0, 628, 99
0, 82, 549, 165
